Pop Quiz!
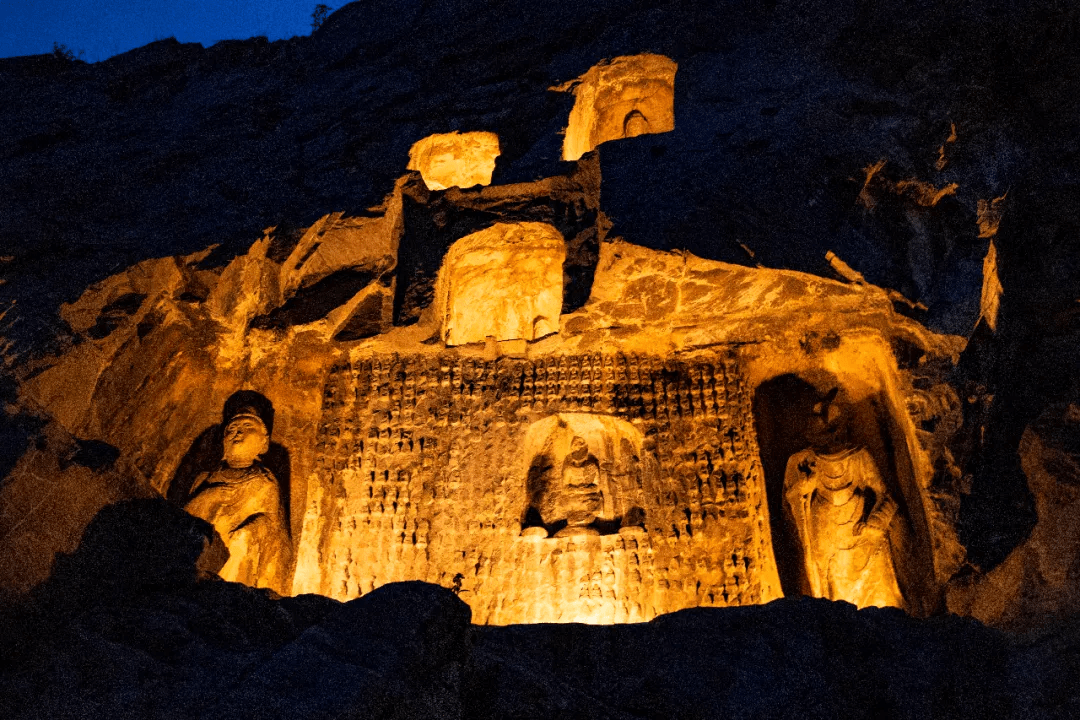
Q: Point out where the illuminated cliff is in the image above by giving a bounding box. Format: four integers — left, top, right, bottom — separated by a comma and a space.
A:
5, 1, 1080, 717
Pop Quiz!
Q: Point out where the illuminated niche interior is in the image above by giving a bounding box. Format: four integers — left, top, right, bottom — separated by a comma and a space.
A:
557, 53, 677, 161
407, 131, 501, 191
434, 222, 566, 346
519, 413, 657, 538
752, 371, 938, 615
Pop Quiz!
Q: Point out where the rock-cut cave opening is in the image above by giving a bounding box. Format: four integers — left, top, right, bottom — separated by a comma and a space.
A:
557, 53, 677, 161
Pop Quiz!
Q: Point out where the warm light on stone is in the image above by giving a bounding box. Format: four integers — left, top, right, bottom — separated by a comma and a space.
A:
435, 222, 565, 346
9, 59, 966, 624
521, 413, 654, 537
782, 392, 904, 609
407, 131, 501, 191
293, 351, 784, 623
181, 401, 292, 593
556, 53, 677, 161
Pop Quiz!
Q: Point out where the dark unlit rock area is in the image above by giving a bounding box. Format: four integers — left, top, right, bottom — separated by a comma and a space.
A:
1, 498, 1056, 720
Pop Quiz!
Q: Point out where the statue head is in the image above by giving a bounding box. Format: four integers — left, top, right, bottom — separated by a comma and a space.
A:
222, 406, 270, 469
567, 436, 590, 467
807, 387, 856, 453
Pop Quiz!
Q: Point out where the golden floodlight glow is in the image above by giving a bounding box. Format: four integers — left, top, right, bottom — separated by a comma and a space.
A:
556, 53, 677, 161
435, 222, 565, 346
407, 131, 501, 191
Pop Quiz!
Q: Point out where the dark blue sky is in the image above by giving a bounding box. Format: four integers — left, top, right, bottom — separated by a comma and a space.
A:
1, 1, 332, 62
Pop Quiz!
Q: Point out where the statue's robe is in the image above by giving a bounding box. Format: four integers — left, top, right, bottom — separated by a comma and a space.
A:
784, 447, 903, 609
184, 462, 291, 592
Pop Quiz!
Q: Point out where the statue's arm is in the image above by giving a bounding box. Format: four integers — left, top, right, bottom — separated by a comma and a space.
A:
784, 451, 822, 597
858, 452, 898, 534
783, 451, 815, 506
258, 467, 292, 534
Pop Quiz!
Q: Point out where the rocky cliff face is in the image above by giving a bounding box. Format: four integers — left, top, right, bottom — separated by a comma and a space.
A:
5, 0, 1080, 715
0, 500, 1027, 720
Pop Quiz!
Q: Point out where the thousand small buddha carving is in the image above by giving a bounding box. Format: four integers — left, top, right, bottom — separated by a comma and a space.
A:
783, 389, 903, 609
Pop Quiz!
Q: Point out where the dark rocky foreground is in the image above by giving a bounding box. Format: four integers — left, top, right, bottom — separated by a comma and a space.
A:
1, 499, 1074, 720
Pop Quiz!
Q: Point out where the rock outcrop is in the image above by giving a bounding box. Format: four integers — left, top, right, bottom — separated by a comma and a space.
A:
949, 404, 1080, 630
0, 501, 1053, 720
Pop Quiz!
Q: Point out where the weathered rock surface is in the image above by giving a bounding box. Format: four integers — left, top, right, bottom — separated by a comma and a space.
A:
0, 416, 154, 595
5, 0, 1080, 711
5, 1, 1080, 582
2, 131, 969, 620
949, 404, 1080, 630
2, 500, 1067, 720
1, 499, 469, 720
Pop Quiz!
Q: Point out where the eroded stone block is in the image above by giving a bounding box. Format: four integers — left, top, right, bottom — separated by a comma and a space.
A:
407, 131, 501, 191
555, 54, 677, 161
435, 222, 565, 346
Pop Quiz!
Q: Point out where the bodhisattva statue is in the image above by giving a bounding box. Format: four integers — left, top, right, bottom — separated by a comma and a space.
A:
783, 390, 903, 609
184, 405, 291, 591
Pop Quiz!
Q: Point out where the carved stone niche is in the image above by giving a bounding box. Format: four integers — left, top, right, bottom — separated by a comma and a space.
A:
554, 53, 677, 161
434, 222, 566, 346
519, 413, 656, 538
752, 373, 940, 616
407, 131, 501, 191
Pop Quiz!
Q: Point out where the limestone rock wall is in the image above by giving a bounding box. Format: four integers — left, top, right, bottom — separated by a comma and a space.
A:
7, 2, 1080, 599
0, 24, 977, 616
2, 181, 970, 616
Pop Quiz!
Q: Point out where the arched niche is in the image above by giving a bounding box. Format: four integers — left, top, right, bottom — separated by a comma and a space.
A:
434, 222, 565, 346
407, 131, 500, 191
519, 413, 657, 537
751, 371, 938, 615
555, 53, 676, 161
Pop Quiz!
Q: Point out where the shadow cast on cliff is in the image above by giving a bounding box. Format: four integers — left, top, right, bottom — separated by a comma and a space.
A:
0, 496, 1018, 720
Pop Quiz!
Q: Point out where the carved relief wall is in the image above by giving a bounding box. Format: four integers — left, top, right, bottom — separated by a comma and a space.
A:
293, 351, 782, 624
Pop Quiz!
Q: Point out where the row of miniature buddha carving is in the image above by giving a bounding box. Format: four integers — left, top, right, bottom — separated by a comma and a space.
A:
337, 355, 745, 397
317, 358, 751, 432
317, 411, 760, 541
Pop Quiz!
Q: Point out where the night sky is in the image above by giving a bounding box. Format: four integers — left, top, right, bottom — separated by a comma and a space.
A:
0, 0, 327, 62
